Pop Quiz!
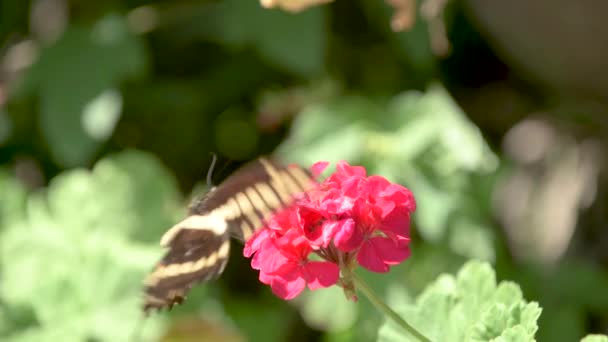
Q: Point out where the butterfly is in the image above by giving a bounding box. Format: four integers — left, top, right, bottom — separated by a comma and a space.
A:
142, 157, 315, 312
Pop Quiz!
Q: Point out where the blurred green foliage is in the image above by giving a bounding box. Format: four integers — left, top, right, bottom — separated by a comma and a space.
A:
0, 151, 176, 340
17, 14, 147, 167
200, 0, 327, 76
1, 0, 607, 341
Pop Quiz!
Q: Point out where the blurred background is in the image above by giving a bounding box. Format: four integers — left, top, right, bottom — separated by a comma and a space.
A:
1, 0, 607, 341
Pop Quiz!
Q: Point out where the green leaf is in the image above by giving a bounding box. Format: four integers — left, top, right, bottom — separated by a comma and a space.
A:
201, 0, 326, 76
387, 85, 498, 172
19, 14, 146, 167
92, 149, 183, 242
276, 96, 379, 165
0, 150, 178, 341
377, 260, 541, 342
449, 216, 495, 262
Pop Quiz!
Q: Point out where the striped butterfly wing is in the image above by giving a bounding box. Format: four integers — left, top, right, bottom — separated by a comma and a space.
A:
143, 157, 314, 312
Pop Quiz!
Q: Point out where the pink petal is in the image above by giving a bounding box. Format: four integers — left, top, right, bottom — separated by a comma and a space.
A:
268, 264, 307, 300
374, 198, 397, 219
244, 229, 270, 257
298, 208, 325, 246
256, 242, 292, 274
356, 236, 411, 272
317, 219, 341, 246
311, 161, 330, 177
266, 207, 300, 233
357, 240, 390, 273
303, 261, 340, 290
318, 189, 355, 214
259, 270, 274, 285
250, 251, 262, 270
352, 200, 380, 233
364, 176, 391, 194
379, 209, 411, 237
324, 161, 366, 185
336, 160, 366, 178
274, 228, 310, 259
331, 219, 363, 252
373, 235, 411, 265
380, 184, 416, 212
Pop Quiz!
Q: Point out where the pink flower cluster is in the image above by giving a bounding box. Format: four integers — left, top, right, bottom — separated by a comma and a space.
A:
244, 161, 416, 300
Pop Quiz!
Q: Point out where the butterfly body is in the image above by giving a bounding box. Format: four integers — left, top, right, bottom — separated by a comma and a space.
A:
143, 157, 314, 312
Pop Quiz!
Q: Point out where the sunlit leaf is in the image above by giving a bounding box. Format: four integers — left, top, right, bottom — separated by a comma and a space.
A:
582, 335, 608, 342
82, 89, 122, 141
377, 261, 541, 342
0, 150, 178, 341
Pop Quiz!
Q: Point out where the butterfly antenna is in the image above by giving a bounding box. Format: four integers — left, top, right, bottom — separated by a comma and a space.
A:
206, 153, 218, 187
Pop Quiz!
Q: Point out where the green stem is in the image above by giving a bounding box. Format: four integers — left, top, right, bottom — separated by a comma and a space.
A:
350, 271, 432, 342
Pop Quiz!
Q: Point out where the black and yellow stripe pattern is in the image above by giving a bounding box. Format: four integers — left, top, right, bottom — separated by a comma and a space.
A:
143, 157, 315, 312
